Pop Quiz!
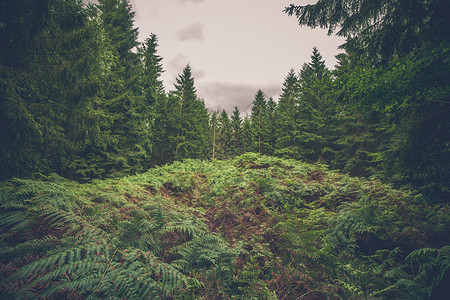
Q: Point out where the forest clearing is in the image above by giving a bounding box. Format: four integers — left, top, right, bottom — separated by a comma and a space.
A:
1, 0, 449, 298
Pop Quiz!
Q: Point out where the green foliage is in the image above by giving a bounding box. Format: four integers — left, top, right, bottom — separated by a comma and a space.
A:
282, 1, 449, 204
230, 106, 243, 156
393, 246, 450, 299
0, 178, 189, 299
0, 155, 448, 299
173, 65, 210, 161
0, 0, 448, 298
284, 0, 449, 64
0, 0, 157, 181
276, 69, 300, 158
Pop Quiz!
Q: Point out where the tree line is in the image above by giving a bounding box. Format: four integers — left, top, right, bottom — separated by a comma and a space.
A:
1, 0, 448, 203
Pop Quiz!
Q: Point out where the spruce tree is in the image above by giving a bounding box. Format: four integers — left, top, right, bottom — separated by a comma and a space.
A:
210, 110, 219, 160
266, 97, 278, 156
216, 110, 232, 159
230, 106, 242, 156
295, 48, 330, 163
250, 90, 267, 154
309, 47, 326, 81
275, 69, 300, 158
151, 92, 180, 165
140, 34, 165, 107
97, 0, 139, 86
90, 0, 152, 178
284, 0, 449, 64
240, 117, 252, 153
140, 33, 167, 166
173, 65, 209, 160
0, 0, 112, 180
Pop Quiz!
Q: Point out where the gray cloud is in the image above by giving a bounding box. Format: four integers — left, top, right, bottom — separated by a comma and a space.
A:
165, 54, 206, 89
168, 53, 189, 74
193, 69, 206, 80
198, 82, 282, 114
168, 54, 205, 78
175, 22, 205, 42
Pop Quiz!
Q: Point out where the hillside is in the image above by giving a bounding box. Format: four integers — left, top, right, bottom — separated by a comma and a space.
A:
1, 153, 448, 299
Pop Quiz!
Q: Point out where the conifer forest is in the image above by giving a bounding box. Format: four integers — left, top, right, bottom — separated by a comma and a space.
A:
0, 0, 449, 299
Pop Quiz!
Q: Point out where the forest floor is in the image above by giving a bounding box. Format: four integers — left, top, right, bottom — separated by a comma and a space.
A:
1, 153, 449, 299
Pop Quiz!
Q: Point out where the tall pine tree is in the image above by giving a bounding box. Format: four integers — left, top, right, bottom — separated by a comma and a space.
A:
295, 48, 330, 163
0, 0, 113, 180
250, 90, 267, 154
173, 65, 209, 160
276, 69, 300, 158
230, 106, 242, 156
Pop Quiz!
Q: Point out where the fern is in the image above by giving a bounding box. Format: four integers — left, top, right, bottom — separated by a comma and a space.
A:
0, 210, 29, 231
395, 246, 450, 299
0, 235, 61, 263
164, 217, 206, 239
0, 178, 190, 299
324, 195, 391, 254
172, 233, 241, 296
1, 155, 447, 299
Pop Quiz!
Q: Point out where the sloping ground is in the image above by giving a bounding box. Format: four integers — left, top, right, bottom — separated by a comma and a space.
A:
0, 153, 448, 299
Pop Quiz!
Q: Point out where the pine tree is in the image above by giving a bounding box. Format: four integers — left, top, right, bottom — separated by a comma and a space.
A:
173, 65, 209, 160
275, 69, 300, 158
216, 110, 232, 159
89, 0, 152, 178
240, 117, 252, 153
151, 92, 179, 165
295, 48, 330, 162
140, 33, 165, 107
0, 0, 49, 68
140, 33, 168, 166
210, 110, 218, 160
266, 97, 278, 156
230, 106, 242, 156
309, 47, 326, 81
0, 0, 113, 180
284, 0, 449, 64
97, 0, 140, 86
250, 90, 267, 154
328, 44, 450, 203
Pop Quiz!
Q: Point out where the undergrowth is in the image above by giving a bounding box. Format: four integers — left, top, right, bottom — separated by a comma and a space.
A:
1, 153, 448, 299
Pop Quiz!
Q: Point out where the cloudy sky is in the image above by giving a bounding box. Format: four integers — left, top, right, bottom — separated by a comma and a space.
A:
93, 0, 345, 112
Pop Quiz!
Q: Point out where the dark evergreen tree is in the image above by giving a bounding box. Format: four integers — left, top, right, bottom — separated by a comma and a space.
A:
173, 65, 209, 160
328, 44, 449, 202
215, 110, 232, 159
284, 0, 449, 202
97, 0, 140, 87
266, 97, 277, 155
295, 48, 330, 163
275, 69, 300, 158
230, 106, 242, 156
250, 90, 267, 154
210, 110, 219, 160
86, 0, 153, 178
0, 0, 112, 180
140, 34, 165, 107
284, 0, 450, 64
0, 0, 49, 68
139, 33, 167, 167
151, 92, 179, 165
309, 47, 326, 80
240, 117, 252, 154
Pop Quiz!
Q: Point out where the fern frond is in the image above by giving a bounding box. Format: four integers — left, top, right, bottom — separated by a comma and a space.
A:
164, 218, 203, 239
0, 210, 29, 230
0, 235, 60, 263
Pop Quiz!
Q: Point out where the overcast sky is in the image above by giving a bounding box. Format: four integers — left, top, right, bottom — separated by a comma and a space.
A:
90, 0, 345, 113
